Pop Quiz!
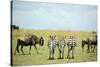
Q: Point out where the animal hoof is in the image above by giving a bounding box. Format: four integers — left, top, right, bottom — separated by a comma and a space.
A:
69, 57, 71, 59
62, 57, 64, 59
66, 56, 69, 59
49, 57, 54, 60
72, 57, 74, 59
58, 57, 61, 59
48, 57, 51, 60
51, 58, 54, 60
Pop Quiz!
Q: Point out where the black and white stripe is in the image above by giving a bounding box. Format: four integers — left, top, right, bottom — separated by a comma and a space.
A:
57, 37, 66, 59
66, 36, 76, 59
67, 36, 76, 47
48, 35, 57, 59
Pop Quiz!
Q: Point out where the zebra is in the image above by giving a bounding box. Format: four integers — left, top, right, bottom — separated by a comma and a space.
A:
48, 35, 57, 60
57, 36, 66, 59
66, 36, 76, 59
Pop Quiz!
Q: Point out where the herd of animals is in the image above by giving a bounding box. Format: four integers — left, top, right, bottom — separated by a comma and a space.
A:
14, 31, 97, 60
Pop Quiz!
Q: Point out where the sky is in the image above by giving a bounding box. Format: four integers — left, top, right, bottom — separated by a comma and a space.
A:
12, 1, 97, 31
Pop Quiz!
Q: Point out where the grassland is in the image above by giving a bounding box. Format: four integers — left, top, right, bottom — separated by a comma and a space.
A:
11, 29, 97, 66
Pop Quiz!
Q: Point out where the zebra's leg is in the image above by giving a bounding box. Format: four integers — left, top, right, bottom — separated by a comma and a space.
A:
34, 45, 39, 54
29, 45, 31, 55
52, 49, 54, 60
49, 48, 51, 59
67, 48, 70, 59
61, 49, 63, 59
60, 47, 64, 59
59, 49, 61, 59
50, 48, 53, 59
62, 49, 64, 59
50, 49, 53, 60
72, 48, 74, 59
21, 45, 24, 54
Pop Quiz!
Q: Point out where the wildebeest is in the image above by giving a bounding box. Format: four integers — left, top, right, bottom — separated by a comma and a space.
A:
48, 35, 57, 60
89, 36, 97, 52
14, 34, 44, 55
66, 36, 76, 59
81, 38, 89, 52
57, 36, 66, 59
81, 34, 97, 53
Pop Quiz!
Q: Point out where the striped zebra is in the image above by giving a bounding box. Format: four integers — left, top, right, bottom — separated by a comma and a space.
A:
66, 36, 76, 59
57, 37, 66, 59
48, 35, 57, 60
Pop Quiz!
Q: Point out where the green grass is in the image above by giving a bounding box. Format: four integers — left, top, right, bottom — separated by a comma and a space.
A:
11, 29, 97, 66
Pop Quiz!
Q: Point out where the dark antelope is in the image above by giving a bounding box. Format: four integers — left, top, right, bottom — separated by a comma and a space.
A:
14, 34, 44, 55
82, 35, 97, 53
